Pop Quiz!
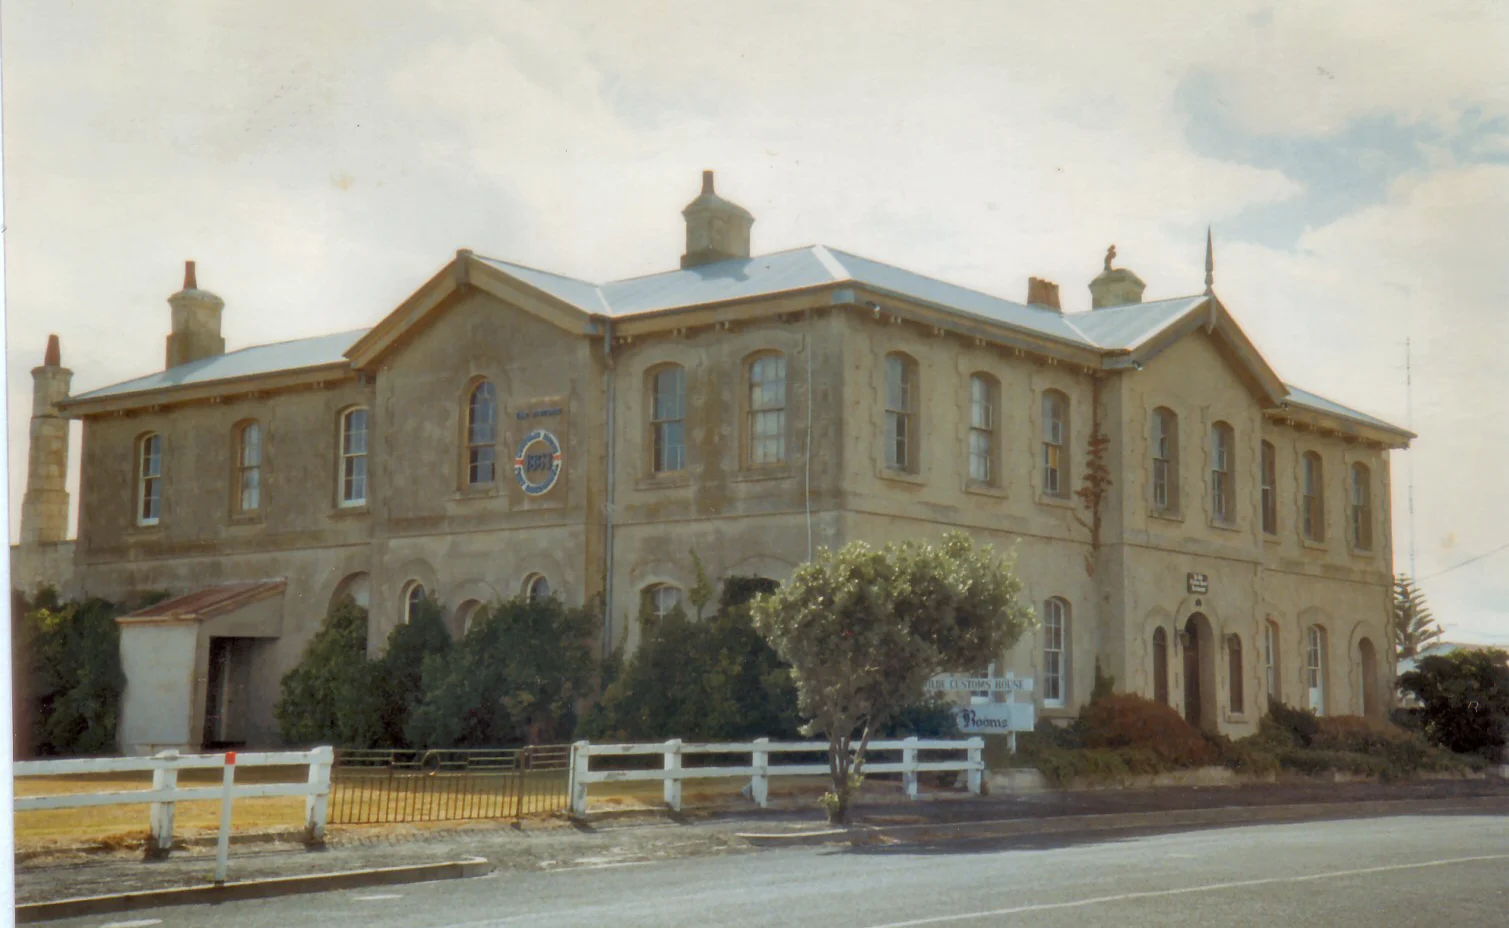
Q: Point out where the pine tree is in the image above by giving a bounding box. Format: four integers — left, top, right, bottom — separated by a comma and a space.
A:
1393, 574, 1443, 661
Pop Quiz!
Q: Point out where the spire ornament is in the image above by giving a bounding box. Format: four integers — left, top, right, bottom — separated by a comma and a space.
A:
1104, 244, 1116, 272
1204, 227, 1214, 295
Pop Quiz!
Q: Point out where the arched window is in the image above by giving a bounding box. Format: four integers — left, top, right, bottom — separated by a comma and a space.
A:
1151, 408, 1178, 514
235, 421, 262, 514
1211, 422, 1235, 523
404, 582, 427, 625
1152, 627, 1169, 705
1260, 441, 1277, 535
1306, 625, 1327, 715
137, 432, 163, 526
339, 407, 369, 507
747, 353, 787, 465
884, 353, 918, 472
1350, 463, 1372, 551
455, 599, 484, 636
643, 584, 683, 620
466, 380, 497, 486
650, 366, 686, 474
524, 574, 552, 603
1302, 452, 1324, 541
1043, 597, 1069, 708
968, 374, 999, 485
1264, 619, 1281, 702
1041, 391, 1068, 497
1227, 634, 1245, 715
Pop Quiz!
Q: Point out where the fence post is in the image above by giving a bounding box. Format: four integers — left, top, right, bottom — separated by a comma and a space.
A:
147, 749, 179, 860
750, 737, 770, 808
304, 746, 333, 844
214, 752, 237, 885
967, 737, 984, 795
569, 740, 590, 818
902, 736, 919, 800
663, 739, 683, 812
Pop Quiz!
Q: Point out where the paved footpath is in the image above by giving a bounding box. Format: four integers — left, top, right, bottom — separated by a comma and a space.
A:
16, 778, 1509, 907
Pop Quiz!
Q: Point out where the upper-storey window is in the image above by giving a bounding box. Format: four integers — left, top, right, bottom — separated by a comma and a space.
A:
1211, 421, 1235, 523
236, 421, 262, 514
1302, 451, 1324, 542
968, 374, 999, 485
1041, 390, 1068, 497
885, 353, 918, 472
340, 408, 369, 507
1350, 463, 1373, 551
1151, 407, 1178, 514
467, 380, 497, 486
1261, 441, 1278, 535
650, 366, 686, 474
137, 433, 163, 526
747, 353, 787, 466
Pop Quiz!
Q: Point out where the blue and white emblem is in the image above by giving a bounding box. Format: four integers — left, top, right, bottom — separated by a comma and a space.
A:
513, 429, 562, 496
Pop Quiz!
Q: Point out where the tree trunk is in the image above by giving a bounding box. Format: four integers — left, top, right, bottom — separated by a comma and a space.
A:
827, 733, 851, 825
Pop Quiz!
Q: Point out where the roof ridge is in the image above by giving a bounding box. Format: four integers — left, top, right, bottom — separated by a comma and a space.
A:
601, 244, 825, 286
475, 253, 600, 286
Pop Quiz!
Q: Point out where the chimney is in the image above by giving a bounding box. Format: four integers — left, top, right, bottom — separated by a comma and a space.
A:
680, 170, 754, 269
165, 259, 226, 368
21, 335, 73, 545
1088, 244, 1147, 309
1027, 277, 1061, 311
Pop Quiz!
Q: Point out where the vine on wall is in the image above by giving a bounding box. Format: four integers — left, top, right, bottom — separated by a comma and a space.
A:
1072, 375, 1113, 577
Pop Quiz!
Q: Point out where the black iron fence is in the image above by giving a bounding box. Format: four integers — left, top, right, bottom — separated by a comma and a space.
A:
329, 745, 572, 825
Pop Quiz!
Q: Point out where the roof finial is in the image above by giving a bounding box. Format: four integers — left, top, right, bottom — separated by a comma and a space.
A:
44, 334, 61, 367
1204, 227, 1214, 295
1104, 244, 1116, 272
184, 260, 197, 290
701, 170, 715, 195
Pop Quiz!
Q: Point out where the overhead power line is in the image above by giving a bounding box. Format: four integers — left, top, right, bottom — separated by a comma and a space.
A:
1421, 540, 1509, 581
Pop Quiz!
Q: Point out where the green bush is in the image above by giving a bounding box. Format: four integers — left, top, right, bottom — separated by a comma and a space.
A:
1079, 693, 1219, 767
373, 595, 453, 747
275, 597, 383, 747
879, 698, 959, 738
19, 593, 128, 756
579, 577, 801, 742
1398, 649, 1509, 763
406, 596, 596, 748
1264, 697, 1320, 747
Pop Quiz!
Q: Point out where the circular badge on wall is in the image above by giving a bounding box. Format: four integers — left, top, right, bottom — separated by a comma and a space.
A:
513, 429, 563, 496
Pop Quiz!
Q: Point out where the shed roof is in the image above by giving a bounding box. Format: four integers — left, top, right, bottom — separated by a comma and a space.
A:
119, 580, 287, 624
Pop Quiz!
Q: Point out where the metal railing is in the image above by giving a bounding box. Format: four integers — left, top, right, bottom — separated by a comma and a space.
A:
570, 736, 984, 816
14, 747, 333, 882
329, 745, 572, 825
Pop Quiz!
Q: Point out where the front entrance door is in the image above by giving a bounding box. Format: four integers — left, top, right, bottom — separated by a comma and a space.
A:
1183, 617, 1201, 729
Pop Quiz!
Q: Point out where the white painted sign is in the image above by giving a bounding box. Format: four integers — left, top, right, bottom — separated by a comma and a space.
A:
953, 702, 1036, 733
925, 674, 1034, 693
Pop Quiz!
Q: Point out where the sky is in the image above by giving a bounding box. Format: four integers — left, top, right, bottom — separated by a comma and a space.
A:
4, 1, 1507, 642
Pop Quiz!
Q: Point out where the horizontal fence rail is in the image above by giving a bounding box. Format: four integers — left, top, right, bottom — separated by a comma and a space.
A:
14, 746, 333, 879
329, 745, 572, 825
569, 737, 985, 816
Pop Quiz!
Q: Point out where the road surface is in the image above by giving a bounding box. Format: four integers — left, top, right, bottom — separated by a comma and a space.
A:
54, 813, 1509, 927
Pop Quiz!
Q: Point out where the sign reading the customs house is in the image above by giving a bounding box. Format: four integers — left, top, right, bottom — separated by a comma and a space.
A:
509, 398, 568, 501
925, 674, 1033, 693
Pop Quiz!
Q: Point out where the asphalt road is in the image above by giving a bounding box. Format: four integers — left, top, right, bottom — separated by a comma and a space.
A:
54, 814, 1509, 928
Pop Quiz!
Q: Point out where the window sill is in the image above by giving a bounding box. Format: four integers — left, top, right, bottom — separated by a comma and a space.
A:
127, 523, 164, 537
331, 505, 371, 518
452, 486, 503, 501
1209, 518, 1242, 533
878, 467, 925, 486
1149, 509, 1183, 523
964, 481, 1008, 499
1039, 705, 1075, 720
1348, 546, 1376, 560
1036, 493, 1075, 510
228, 513, 265, 526
636, 473, 692, 491
1262, 532, 1280, 544
732, 466, 794, 484
1300, 538, 1328, 552
1224, 711, 1249, 724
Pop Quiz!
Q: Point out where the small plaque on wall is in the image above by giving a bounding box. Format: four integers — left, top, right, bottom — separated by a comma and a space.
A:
1187, 572, 1209, 594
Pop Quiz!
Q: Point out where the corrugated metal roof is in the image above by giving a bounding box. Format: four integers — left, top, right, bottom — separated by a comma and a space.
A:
1282, 383, 1410, 435
601, 246, 838, 316
120, 579, 286, 623
1067, 296, 1207, 350
71, 329, 369, 401
475, 256, 611, 314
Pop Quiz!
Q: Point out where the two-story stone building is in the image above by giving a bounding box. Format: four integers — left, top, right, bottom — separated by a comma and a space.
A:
16, 171, 1413, 753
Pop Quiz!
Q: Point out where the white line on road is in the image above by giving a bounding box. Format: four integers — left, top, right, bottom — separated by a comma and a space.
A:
352, 894, 405, 901
864, 853, 1509, 927
99, 920, 163, 928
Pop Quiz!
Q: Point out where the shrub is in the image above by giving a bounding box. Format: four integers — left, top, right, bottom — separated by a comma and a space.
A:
1021, 744, 1170, 786
1078, 693, 1218, 767
1265, 697, 1321, 747
275, 597, 383, 747
879, 698, 959, 738
373, 595, 453, 747
20, 594, 128, 756
1398, 649, 1509, 763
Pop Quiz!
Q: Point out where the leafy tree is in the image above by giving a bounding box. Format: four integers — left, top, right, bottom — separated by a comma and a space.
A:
1398, 648, 1509, 762
1394, 574, 1443, 661
373, 595, 453, 747
406, 596, 596, 748
580, 576, 801, 742
275, 597, 383, 747
751, 532, 1034, 824
22, 595, 128, 756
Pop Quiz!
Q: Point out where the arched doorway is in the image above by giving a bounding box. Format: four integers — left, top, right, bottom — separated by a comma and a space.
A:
1183, 613, 1217, 731
1358, 637, 1379, 718
1152, 627, 1169, 705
